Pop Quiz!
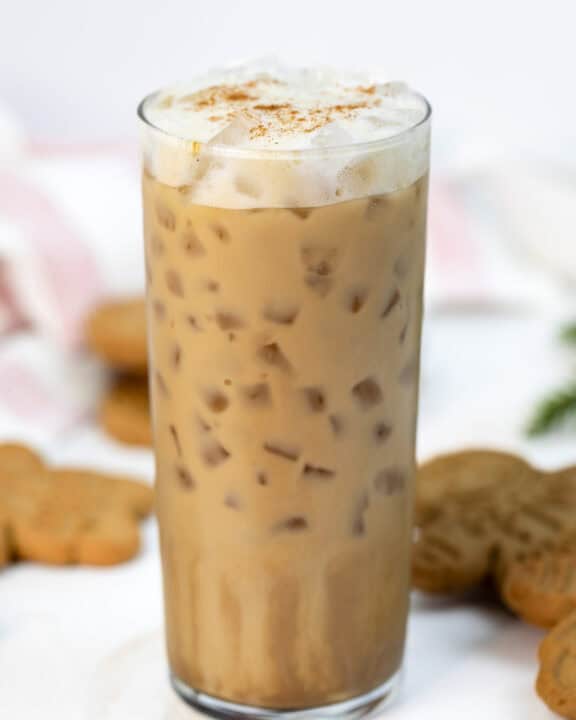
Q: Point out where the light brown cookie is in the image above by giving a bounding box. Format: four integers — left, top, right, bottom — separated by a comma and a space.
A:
413, 454, 576, 595
503, 539, 576, 629
412, 507, 495, 593
537, 609, 576, 719
0, 464, 154, 566
85, 298, 148, 373
0, 443, 45, 564
100, 377, 152, 447
0, 442, 44, 477
416, 449, 533, 525
493, 466, 576, 583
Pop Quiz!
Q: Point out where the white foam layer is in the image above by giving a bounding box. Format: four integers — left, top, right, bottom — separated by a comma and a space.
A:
140, 62, 430, 208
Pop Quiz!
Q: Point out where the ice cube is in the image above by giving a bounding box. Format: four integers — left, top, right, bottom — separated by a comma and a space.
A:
351, 377, 383, 410
310, 122, 354, 148
204, 389, 229, 414
208, 118, 251, 147
241, 383, 271, 407
301, 387, 326, 413
165, 269, 184, 298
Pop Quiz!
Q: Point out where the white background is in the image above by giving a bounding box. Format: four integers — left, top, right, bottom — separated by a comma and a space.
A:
1, 0, 576, 161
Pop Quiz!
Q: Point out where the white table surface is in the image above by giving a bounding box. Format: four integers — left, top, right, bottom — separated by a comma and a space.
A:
0, 309, 572, 720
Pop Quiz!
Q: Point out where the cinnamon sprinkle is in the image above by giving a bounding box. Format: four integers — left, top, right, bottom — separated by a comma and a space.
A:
164, 77, 383, 139
225, 91, 253, 101
253, 103, 290, 111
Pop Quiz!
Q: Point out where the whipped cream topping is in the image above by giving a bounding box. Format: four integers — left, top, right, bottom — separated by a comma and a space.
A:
139, 62, 431, 207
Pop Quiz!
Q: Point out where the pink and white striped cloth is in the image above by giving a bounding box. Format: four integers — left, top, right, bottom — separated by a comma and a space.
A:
0, 170, 104, 344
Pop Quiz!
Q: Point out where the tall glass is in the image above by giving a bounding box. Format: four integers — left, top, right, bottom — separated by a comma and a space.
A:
139, 79, 430, 719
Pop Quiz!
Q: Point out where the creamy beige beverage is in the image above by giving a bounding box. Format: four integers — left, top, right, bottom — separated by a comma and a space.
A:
139, 63, 430, 717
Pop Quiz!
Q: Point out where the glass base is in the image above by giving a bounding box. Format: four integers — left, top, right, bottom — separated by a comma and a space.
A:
171, 671, 402, 720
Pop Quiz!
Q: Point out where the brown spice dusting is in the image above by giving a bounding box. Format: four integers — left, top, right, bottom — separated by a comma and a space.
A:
166, 77, 383, 140
250, 124, 268, 139
226, 91, 252, 101
253, 103, 290, 111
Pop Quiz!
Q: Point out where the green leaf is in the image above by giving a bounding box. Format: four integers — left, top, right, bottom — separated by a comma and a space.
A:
560, 324, 576, 344
527, 384, 576, 436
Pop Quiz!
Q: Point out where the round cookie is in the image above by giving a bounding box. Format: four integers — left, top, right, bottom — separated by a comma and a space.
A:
537, 608, 576, 718
416, 449, 533, 526
100, 377, 152, 447
503, 539, 576, 629
85, 298, 148, 373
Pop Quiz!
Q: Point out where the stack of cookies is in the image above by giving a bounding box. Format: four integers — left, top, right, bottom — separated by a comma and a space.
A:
85, 298, 153, 447
0, 443, 153, 566
414, 450, 576, 718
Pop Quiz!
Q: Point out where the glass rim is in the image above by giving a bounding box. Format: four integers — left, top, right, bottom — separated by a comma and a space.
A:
137, 88, 431, 161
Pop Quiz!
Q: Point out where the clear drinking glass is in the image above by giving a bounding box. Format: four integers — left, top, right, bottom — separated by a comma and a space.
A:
139, 74, 431, 719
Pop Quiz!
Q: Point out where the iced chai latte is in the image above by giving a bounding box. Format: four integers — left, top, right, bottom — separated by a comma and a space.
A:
139, 64, 430, 718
